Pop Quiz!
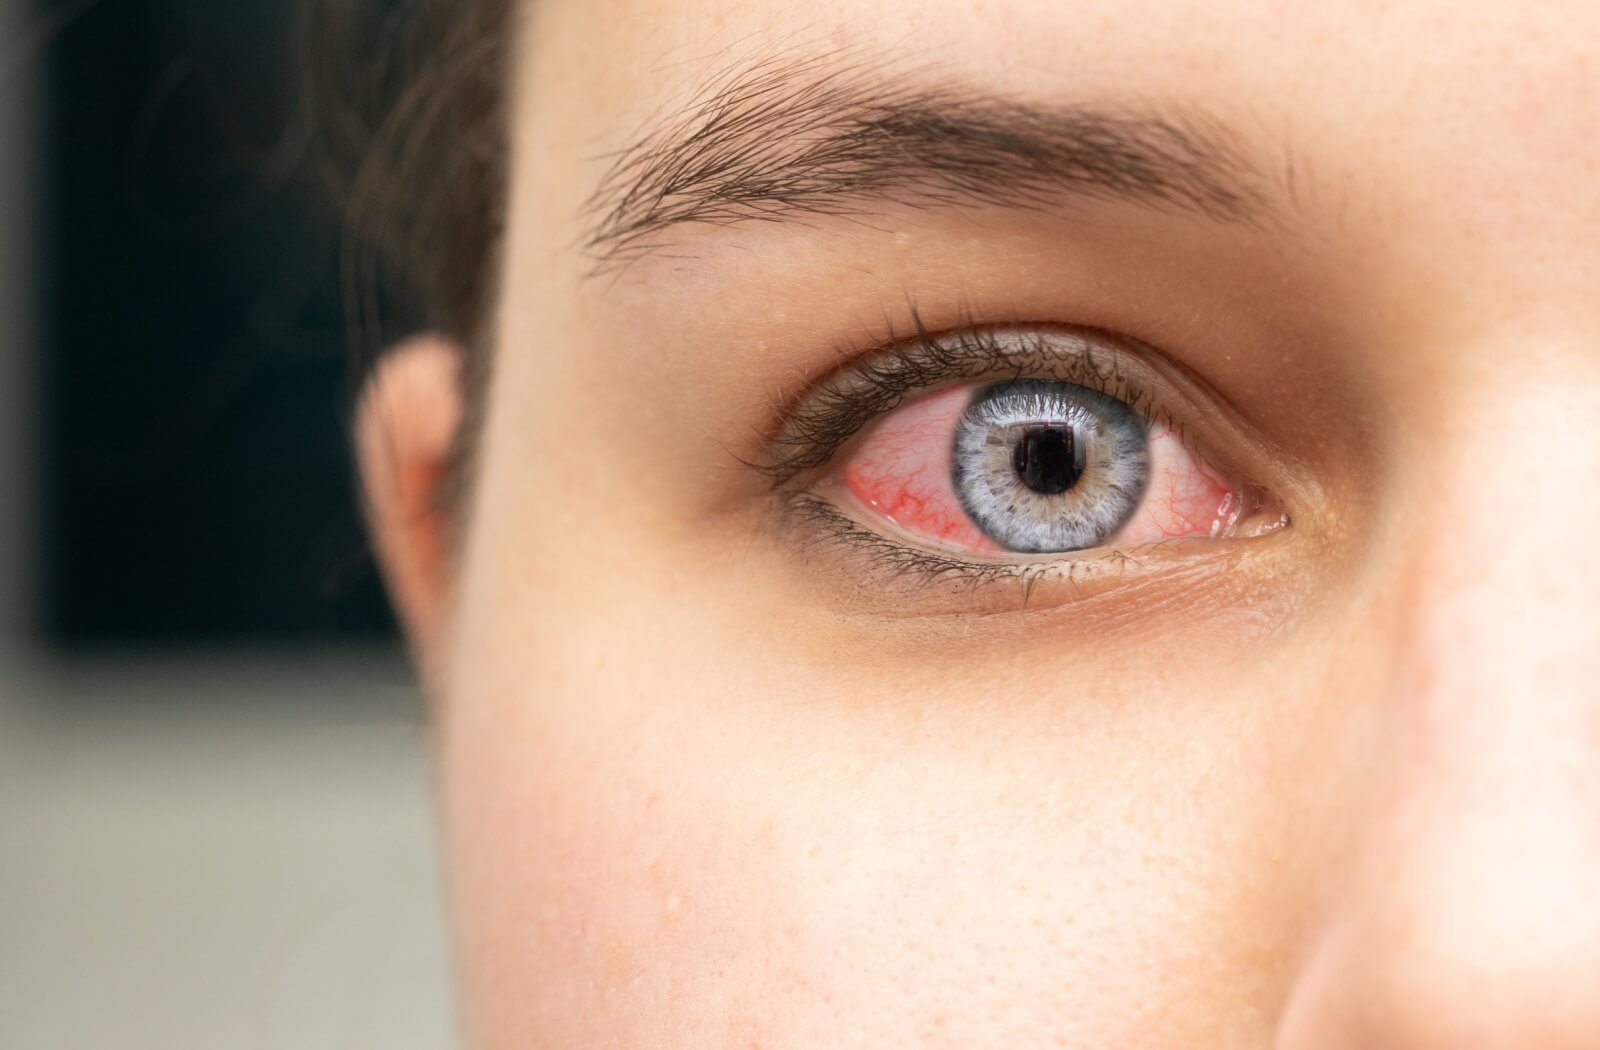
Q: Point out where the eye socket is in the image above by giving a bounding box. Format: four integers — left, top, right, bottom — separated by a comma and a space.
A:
763, 323, 1289, 582
837, 378, 1244, 557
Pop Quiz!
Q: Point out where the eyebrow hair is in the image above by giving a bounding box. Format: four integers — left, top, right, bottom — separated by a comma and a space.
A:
581, 54, 1272, 270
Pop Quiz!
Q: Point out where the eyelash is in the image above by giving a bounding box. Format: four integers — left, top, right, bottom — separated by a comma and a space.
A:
760, 318, 1172, 486
782, 491, 1145, 591
756, 314, 1282, 591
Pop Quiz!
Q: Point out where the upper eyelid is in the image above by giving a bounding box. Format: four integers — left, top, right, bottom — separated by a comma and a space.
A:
758, 324, 1173, 485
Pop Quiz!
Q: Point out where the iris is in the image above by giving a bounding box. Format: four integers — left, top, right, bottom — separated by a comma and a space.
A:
952, 380, 1149, 553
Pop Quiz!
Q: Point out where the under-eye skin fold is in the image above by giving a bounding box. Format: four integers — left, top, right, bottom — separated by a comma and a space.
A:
758, 321, 1290, 593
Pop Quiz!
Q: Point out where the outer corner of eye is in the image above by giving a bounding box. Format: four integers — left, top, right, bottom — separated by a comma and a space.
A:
829, 378, 1283, 558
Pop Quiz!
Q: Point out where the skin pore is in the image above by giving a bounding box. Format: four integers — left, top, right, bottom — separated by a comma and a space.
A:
358, 0, 1600, 1046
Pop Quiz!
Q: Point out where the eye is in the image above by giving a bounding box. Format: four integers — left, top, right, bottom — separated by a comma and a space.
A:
839, 379, 1241, 556
762, 323, 1288, 587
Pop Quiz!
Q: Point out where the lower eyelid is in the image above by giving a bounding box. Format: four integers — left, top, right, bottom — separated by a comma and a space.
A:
776, 490, 1289, 625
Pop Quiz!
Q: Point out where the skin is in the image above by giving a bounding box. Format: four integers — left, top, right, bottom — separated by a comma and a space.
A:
359, 0, 1600, 1046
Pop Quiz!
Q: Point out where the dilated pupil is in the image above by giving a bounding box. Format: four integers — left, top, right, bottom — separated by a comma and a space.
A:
1012, 425, 1083, 495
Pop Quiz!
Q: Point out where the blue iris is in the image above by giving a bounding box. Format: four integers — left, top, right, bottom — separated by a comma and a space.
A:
951, 380, 1149, 553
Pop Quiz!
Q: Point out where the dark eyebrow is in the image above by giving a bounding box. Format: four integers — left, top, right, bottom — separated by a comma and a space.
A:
581, 55, 1273, 271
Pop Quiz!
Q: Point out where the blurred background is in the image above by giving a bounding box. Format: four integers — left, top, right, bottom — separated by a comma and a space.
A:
2, 1, 456, 1046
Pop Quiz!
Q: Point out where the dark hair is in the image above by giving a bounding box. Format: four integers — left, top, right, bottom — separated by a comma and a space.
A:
310, 0, 514, 516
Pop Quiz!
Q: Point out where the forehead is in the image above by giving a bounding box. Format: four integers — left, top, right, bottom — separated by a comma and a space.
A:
522, 0, 1600, 282
528, 0, 1599, 149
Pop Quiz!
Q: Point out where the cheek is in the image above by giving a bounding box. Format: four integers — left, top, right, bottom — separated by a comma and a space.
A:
438, 512, 1337, 1049
440, 670, 820, 1047
841, 386, 1001, 552
441, 664, 1308, 1049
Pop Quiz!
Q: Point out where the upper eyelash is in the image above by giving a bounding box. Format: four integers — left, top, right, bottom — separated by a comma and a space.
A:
758, 313, 1173, 486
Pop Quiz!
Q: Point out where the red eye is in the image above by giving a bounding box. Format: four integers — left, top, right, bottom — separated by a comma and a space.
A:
838, 382, 1239, 556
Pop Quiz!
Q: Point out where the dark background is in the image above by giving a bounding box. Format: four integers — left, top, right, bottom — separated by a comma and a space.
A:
37, 0, 395, 645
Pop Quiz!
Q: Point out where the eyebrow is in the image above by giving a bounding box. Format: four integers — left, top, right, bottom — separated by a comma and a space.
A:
581, 54, 1273, 270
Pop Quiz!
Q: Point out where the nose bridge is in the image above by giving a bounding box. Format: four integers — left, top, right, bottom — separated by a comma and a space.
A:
1277, 372, 1600, 1048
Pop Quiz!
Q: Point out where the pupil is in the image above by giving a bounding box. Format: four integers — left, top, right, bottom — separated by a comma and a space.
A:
1012, 425, 1082, 496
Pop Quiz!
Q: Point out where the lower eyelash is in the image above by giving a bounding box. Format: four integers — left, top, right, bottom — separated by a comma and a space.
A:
781, 491, 1143, 596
